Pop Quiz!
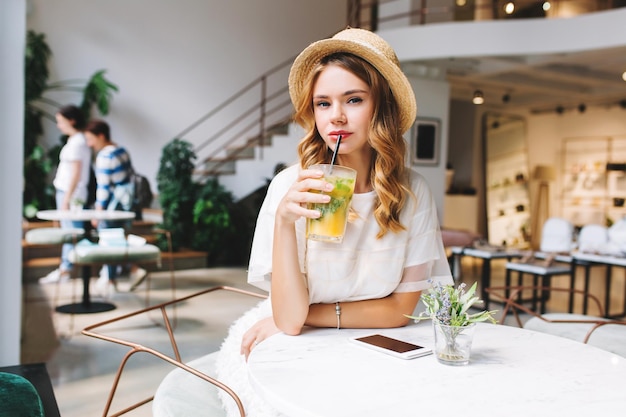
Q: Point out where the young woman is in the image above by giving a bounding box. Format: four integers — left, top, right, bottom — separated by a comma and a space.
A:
214, 28, 452, 416
39, 105, 92, 284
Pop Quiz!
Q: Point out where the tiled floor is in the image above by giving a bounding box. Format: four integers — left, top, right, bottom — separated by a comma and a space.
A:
22, 258, 626, 416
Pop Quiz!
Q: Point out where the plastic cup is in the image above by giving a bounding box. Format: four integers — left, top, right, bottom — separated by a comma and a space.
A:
306, 164, 356, 243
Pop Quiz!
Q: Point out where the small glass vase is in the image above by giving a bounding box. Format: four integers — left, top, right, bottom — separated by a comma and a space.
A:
432, 321, 476, 366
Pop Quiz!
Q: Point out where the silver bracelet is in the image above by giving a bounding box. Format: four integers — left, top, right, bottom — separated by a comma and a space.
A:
335, 302, 341, 329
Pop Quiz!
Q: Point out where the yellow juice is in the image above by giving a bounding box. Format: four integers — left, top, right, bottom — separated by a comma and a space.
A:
307, 174, 356, 243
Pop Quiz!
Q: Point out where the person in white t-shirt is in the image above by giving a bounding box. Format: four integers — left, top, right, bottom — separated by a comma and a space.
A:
212, 28, 453, 417
40, 105, 92, 284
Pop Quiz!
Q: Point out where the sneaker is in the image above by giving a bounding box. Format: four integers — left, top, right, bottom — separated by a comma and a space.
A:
94, 273, 116, 299
39, 268, 70, 285
129, 267, 148, 291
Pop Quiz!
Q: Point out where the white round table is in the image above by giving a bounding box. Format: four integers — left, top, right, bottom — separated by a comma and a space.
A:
35, 209, 136, 314
36, 209, 136, 222
248, 322, 626, 417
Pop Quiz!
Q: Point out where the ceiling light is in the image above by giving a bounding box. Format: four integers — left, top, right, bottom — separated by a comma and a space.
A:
543, 2, 551, 11
622, 71, 626, 82
472, 90, 484, 105
504, 2, 515, 14
456, 0, 467, 6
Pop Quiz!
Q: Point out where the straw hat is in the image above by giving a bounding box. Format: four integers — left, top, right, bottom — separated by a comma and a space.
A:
288, 27, 417, 134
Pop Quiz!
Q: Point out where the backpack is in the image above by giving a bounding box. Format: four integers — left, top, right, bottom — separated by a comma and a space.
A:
129, 169, 153, 218
110, 150, 154, 219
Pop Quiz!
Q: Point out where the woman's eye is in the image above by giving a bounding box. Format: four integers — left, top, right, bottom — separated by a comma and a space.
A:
348, 97, 363, 104
315, 101, 330, 108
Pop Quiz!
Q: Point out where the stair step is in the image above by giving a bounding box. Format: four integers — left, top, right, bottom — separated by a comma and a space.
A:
197, 159, 236, 175
226, 145, 255, 160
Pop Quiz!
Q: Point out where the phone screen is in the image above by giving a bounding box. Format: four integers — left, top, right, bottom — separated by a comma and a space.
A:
355, 334, 425, 353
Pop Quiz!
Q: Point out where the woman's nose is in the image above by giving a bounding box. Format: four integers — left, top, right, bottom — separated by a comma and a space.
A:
331, 106, 346, 124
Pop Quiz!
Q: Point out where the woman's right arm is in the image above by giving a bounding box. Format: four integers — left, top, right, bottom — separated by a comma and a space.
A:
270, 168, 333, 335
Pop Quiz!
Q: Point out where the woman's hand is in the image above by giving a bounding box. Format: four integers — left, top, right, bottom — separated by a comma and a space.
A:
275, 168, 333, 225
240, 316, 281, 360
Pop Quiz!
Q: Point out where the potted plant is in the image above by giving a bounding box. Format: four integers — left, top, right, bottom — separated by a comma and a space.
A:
156, 138, 254, 264
405, 281, 497, 365
156, 139, 197, 251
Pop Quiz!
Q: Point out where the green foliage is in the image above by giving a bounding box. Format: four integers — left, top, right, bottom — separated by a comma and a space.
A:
405, 281, 497, 326
80, 70, 119, 116
24, 31, 51, 103
157, 139, 198, 251
156, 139, 255, 265
23, 30, 118, 219
192, 179, 236, 260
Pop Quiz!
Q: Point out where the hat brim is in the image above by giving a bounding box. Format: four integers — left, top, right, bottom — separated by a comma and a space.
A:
288, 36, 417, 134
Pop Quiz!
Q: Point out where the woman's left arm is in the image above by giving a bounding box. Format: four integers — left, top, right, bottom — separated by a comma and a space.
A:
306, 263, 427, 329
306, 291, 421, 329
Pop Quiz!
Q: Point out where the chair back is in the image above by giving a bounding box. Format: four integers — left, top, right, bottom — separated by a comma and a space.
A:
608, 217, 626, 252
578, 224, 608, 253
540, 217, 574, 253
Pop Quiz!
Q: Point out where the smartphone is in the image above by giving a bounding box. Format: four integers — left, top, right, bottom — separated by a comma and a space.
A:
350, 334, 432, 360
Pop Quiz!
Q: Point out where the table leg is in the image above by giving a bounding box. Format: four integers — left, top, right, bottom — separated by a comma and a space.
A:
604, 265, 612, 318
568, 261, 577, 313
55, 265, 116, 314
481, 259, 491, 309
451, 253, 463, 282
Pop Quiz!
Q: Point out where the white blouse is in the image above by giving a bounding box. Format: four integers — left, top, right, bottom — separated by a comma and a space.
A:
247, 164, 452, 304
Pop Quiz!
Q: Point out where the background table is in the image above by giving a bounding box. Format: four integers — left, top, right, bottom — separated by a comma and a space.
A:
572, 251, 626, 318
36, 209, 136, 314
455, 247, 522, 307
248, 322, 626, 417
37, 209, 136, 222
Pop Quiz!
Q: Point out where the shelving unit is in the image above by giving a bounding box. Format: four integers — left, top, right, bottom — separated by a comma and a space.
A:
560, 136, 626, 226
485, 148, 531, 247
484, 113, 531, 248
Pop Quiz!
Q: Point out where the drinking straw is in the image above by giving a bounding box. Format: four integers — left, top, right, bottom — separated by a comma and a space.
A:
329, 135, 342, 169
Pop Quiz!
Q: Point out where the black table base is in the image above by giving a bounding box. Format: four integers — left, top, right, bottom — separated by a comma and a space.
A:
55, 301, 116, 314
54, 265, 116, 314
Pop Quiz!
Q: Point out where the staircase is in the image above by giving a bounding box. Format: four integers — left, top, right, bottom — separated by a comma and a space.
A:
206, 121, 304, 200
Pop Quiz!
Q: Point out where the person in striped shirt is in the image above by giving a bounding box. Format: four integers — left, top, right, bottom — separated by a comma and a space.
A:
85, 119, 147, 296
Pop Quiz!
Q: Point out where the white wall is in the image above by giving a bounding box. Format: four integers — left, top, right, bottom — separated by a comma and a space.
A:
27, 0, 347, 192
406, 76, 451, 221
0, 0, 25, 366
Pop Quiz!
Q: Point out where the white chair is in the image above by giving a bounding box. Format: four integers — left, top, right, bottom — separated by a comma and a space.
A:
577, 224, 608, 254
23, 226, 85, 315
82, 286, 267, 417
504, 218, 575, 313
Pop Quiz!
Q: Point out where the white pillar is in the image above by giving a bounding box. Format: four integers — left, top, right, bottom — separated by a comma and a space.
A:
0, 0, 26, 366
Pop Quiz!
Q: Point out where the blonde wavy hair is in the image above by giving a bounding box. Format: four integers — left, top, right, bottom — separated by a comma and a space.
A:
293, 53, 413, 238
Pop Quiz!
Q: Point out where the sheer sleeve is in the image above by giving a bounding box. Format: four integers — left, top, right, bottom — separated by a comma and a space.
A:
394, 171, 453, 293
247, 165, 299, 292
